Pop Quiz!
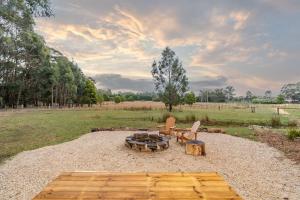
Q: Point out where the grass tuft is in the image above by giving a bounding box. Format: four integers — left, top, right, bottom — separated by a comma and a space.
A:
288, 120, 298, 127
287, 129, 300, 140
270, 115, 281, 127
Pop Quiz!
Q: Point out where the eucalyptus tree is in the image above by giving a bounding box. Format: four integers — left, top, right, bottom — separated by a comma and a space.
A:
0, 0, 52, 107
281, 82, 300, 101
151, 47, 188, 111
264, 90, 272, 99
245, 90, 254, 102
0, 1, 100, 108
224, 86, 235, 101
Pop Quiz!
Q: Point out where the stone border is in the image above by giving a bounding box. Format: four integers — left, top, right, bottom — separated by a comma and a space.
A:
125, 133, 170, 152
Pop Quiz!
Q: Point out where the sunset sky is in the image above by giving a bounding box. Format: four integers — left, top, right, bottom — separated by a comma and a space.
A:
35, 0, 300, 95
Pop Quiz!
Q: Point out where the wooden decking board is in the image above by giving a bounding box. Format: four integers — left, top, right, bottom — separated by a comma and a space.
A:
48, 181, 227, 187
33, 172, 242, 200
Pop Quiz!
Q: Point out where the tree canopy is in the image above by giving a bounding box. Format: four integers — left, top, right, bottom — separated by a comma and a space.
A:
151, 47, 188, 111
184, 91, 196, 106
0, 0, 99, 108
281, 82, 300, 102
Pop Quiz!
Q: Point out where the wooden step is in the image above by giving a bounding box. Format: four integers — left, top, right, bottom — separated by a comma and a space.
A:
33, 172, 243, 200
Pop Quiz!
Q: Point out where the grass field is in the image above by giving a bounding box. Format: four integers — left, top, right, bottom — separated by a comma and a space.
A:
0, 101, 299, 163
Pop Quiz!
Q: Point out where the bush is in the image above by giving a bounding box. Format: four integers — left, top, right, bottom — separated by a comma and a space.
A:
114, 96, 121, 104
184, 113, 196, 123
287, 129, 300, 140
184, 92, 196, 106
288, 120, 298, 127
201, 115, 210, 123
270, 115, 281, 127
120, 95, 125, 102
252, 98, 277, 104
157, 113, 173, 123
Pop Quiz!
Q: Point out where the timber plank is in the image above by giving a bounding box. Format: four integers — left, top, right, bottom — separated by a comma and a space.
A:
33, 172, 242, 200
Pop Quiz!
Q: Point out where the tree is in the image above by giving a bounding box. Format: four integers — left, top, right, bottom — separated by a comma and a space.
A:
245, 91, 254, 102
103, 93, 110, 101
281, 82, 300, 102
0, 0, 52, 107
207, 88, 226, 102
184, 92, 196, 106
151, 47, 188, 111
0, 0, 89, 108
276, 94, 285, 104
96, 92, 104, 105
82, 79, 97, 106
224, 86, 235, 101
264, 90, 272, 99
98, 89, 112, 101
198, 89, 209, 102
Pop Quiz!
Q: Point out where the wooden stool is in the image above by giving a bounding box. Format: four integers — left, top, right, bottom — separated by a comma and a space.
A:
185, 140, 206, 156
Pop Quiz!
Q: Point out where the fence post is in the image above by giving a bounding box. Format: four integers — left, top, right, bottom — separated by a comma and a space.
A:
277, 107, 280, 115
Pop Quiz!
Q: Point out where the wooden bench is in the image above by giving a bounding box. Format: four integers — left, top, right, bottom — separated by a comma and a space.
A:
33, 172, 243, 200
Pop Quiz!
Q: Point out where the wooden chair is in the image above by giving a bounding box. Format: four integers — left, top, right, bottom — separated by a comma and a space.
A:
157, 116, 176, 136
176, 121, 200, 144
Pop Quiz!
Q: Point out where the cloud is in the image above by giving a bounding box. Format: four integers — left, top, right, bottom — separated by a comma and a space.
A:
93, 74, 228, 93
211, 10, 250, 30
35, 0, 300, 95
189, 76, 228, 91
93, 74, 153, 92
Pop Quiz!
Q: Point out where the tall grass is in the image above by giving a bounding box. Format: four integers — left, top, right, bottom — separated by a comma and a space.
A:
287, 129, 300, 140
270, 115, 281, 127
123, 106, 153, 111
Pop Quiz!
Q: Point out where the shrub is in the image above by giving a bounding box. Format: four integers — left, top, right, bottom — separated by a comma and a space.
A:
270, 115, 281, 127
252, 98, 277, 104
184, 113, 196, 123
288, 120, 298, 127
201, 115, 210, 123
287, 129, 300, 140
120, 95, 125, 102
157, 113, 173, 123
114, 96, 121, 104
184, 92, 196, 106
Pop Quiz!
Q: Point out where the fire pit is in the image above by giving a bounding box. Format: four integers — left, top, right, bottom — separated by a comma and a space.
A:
125, 133, 170, 152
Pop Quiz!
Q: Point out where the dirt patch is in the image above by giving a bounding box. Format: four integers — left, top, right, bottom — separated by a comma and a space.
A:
255, 129, 300, 164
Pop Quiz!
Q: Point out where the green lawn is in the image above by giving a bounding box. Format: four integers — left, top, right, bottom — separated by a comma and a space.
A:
0, 106, 297, 163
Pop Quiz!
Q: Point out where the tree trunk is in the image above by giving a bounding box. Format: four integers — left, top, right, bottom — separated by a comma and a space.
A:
16, 82, 23, 107
55, 86, 58, 105
168, 104, 172, 112
51, 86, 54, 107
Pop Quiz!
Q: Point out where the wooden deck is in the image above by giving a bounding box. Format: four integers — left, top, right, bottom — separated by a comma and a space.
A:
33, 172, 243, 200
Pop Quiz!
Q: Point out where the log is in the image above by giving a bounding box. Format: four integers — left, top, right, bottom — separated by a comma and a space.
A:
207, 128, 225, 133
185, 140, 206, 156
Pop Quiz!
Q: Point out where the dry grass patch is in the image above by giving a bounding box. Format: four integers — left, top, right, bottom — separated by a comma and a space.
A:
255, 129, 300, 164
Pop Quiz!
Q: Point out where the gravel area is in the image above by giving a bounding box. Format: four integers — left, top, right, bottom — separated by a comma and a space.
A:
0, 131, 299, 200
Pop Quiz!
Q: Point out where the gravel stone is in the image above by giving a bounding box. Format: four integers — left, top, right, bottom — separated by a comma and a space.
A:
0, 131, 299, 200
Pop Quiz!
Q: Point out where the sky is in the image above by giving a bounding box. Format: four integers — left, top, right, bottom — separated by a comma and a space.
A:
35, 0, 300, 95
